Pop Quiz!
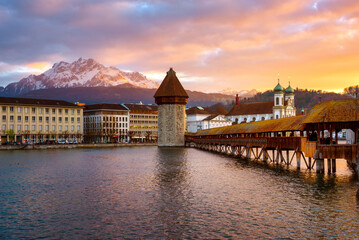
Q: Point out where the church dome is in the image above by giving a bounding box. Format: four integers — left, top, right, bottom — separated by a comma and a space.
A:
274, 82, 284, 92
285, 84, 294, 94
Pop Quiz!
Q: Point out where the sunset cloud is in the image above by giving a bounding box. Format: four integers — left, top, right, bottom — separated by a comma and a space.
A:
1, 0, 359, 92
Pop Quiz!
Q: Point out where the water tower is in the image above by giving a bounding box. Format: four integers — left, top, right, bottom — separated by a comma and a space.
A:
154, 68, 189, 146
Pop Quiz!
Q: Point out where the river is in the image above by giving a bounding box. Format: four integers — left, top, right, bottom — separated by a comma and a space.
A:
0, 147, 358, 239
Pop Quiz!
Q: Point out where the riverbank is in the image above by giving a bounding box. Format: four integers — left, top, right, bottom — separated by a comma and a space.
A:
0, 143, 157, 150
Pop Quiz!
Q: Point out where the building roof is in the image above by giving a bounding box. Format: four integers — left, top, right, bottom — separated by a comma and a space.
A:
202, 115, 219, 121
202, 114, 231, 121
0, 96, 81, 108
285, 84, 294, 94
214, 105, 228, 115
84, 103, 128, 111
303, 99, 359, 123
124, 103, 158, 111
153, 68, 189, 98
196, 115, 306, 136
274, 82, 284, 92
227, 101, 274, 116
186, 106, 215, 115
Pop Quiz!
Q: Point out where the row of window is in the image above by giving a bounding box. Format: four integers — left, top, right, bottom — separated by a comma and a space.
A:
84, 123, 128, 128
1, 106, 81, 115
130, 120, 158, 124
84, 116, 129, 122
1, 116, 81, 123
2, 124, 81, 131
130, 115, 157, 119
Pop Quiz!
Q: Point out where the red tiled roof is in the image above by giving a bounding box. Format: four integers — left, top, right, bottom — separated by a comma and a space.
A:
227, 101, 274, 116
154, 68, 189, 98
214, 106, 228, 115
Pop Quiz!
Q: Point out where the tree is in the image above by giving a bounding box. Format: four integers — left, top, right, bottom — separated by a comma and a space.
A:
6, 129, 15, 141
344, 85, 359, 98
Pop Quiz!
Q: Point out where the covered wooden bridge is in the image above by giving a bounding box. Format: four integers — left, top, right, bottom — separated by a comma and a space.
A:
185, 99, 359, 174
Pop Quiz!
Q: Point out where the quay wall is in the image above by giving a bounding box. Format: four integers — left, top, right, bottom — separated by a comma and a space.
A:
0, 143, 157, 151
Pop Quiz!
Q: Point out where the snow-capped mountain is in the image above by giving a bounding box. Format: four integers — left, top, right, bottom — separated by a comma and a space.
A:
219, 88, 257, 98
0, 58, 159, 96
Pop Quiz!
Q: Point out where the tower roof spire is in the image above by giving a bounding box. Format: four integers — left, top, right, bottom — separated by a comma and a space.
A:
154, 68, 189, 105
274, 73, 283, 92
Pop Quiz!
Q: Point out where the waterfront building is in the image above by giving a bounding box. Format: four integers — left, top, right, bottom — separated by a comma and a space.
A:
83, 103, 129, 143
186, 106, 232, 133
124, 103, 158, 142
227, 81, 296, 123
0, 97, 83, 143
154, 68, 188, 146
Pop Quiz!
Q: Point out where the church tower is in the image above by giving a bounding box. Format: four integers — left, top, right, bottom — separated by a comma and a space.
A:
285, 83, 296, 117
285, 82, 294, 105
273, 79, 284, 119
154, 68, 189, 146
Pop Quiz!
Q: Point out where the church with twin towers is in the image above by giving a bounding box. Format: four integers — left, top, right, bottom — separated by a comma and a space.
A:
226, 80, 296, 124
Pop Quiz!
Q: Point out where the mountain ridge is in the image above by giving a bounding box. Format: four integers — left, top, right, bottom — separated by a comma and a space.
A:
0, 58, 159, 96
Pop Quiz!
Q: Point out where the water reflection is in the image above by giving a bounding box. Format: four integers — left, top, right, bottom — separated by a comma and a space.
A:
0, 147, 359, 239
153, 147, 195, 239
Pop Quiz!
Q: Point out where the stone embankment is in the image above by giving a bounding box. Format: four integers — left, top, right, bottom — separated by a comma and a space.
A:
0, 143, 157, 151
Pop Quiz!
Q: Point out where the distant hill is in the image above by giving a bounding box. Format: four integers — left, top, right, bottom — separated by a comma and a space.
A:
236, 89, 352, 113
19, 85, 235, 107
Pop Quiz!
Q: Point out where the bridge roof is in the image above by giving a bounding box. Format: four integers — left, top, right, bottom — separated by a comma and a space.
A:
303, 99, 359, 123
196, 115, 306, 136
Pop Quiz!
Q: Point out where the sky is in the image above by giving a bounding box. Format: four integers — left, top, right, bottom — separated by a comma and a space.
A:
0, 0, 359, 93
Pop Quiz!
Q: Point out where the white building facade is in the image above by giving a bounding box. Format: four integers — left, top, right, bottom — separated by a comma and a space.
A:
83, 103, 129, 143
227, 81, 296, 123
186, 106, 232, 133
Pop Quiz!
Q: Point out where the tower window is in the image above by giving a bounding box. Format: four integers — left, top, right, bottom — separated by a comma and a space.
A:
276, 97, 279, 105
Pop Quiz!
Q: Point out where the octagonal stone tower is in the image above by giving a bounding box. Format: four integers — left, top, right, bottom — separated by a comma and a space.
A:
154, 68, 189, 146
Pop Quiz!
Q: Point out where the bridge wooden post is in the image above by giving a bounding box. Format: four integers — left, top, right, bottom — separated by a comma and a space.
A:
332, 159, 336, 173
286, 150, 290, 166
263, 148, 268, 162
316, 159, 325, 173
246, 146, 251, 159
275, 149, 282, 165
327, 158, 332, 173
308, 157, 312, 170
296, 151, 301, 170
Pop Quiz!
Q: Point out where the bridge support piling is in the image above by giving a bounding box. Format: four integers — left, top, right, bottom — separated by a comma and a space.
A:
308, 157, 312, 170
286, 150, 290, 166
275, 149, 282, 165
231, 146, 236, 156
332, 159, 336, 173
246, 146, 251, 159
316, 159, 325, 173
263, 150, 268, 162
327, 158, 332, 173
296, 151, 301, 170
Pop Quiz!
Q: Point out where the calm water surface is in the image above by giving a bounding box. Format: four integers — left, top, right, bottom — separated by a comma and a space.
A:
0, 147, 359, 239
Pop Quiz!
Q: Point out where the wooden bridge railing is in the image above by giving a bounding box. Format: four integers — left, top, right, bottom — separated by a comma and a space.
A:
318, 144, 358, 161
189, 136, 317, 155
